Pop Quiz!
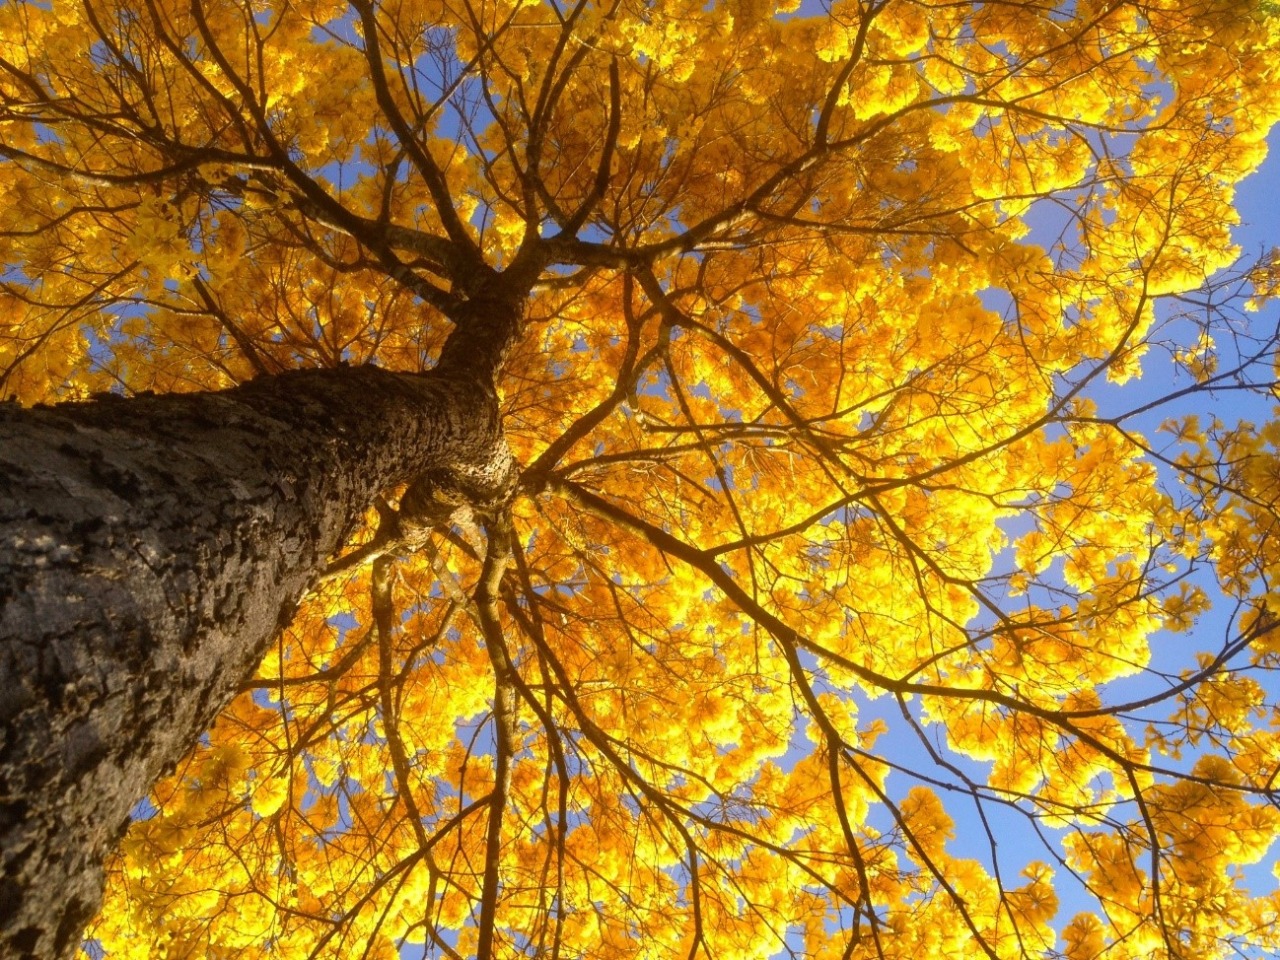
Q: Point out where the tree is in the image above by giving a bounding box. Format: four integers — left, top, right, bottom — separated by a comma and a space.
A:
1, 0, 1279, 957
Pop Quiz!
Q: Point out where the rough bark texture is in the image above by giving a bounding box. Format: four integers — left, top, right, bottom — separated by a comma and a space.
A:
0, 363, 510, 960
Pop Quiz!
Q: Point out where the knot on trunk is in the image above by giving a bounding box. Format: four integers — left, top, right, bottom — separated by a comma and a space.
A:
398, 468, 473, 543
397, 448, 517, 544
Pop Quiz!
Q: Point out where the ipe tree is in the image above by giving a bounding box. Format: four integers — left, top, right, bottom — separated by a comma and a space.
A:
1, 1, 1280, 958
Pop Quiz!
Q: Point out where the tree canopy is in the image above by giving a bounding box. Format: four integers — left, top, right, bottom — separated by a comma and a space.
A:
3, 0, 1280, 957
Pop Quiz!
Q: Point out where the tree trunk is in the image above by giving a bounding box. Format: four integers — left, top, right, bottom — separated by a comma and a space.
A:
0, 364, 509, 960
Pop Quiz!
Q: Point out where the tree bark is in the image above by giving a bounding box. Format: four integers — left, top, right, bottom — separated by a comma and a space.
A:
0, 364, 510, 960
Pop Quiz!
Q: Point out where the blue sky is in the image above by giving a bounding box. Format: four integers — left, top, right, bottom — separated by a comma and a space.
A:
1233, 127, 1280, 263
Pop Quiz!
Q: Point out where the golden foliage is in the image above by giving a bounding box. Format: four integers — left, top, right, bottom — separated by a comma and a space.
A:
3, 0, 1280, 957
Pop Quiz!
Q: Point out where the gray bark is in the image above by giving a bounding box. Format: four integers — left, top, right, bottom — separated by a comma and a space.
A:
0, 363, 511, 960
